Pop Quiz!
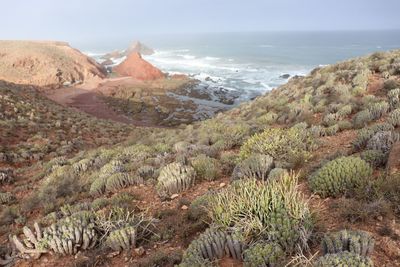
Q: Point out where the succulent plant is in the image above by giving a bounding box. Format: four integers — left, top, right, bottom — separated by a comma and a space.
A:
188, 193, 212, 221
191, 154, 219, 181
209, 173, 312, 253
321, 230, 374, 257
12, 216, 98, 256
389, 108, 400, 127
353, 110, 373, 129
156, 162, 196, 198
309, 156, 372, 198
0, 168, 13, 184
314, 251, 373, 267
179, 227, 246, 266
105, 173, 143, 192
352, 123, 394, 150
105, 226, 136, 251
72, 158, 94, 174
243, 242, 284, 267
240, 127, 314, 168
267, 168, 288, 181
388, 88, 400, 109
366, 131, 400, 153
137, 165, 155, 179
0, 192, 15, 204
89, 176, 107, 196
360, 149, 388, 168
232, 153, 274, 181
368, 101, 389, 120
323, 124, 340, 136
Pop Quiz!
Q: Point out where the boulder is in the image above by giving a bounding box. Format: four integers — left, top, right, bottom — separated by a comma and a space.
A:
113, 52, 164, 80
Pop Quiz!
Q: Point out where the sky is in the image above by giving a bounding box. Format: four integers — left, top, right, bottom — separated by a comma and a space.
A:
1, 0, 400, 44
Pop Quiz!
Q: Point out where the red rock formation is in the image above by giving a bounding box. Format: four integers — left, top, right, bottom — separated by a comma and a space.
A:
125, 41, 154, 56
114, 52, 164, 80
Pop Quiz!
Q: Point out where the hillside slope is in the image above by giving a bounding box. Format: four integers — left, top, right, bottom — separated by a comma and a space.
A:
1, 49, 400, 266
0, 41, 106, 88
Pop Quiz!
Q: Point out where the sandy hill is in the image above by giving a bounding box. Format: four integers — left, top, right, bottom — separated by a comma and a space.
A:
0, 41, 106, 88
114, 52, 165, 80
1, 49, 400, 266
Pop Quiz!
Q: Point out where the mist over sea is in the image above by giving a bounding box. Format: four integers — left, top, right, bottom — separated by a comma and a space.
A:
77, 30, 400, 102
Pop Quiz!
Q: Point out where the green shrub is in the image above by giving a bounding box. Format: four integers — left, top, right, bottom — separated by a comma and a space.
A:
232, 154, 274, 181
219, 151, 239, 174
314, 252, 373, 267
309, 156, 372, 198
352, 123, 394, 150
208, 173, 312, 252
187, 194, 211, 221
323, 124, 340, 136
243, 242, 284, 267
105, 173, 143, 192
321, 230, 374, 257
240, 127, 314, 168
191, 154, 219, 181
267, 168, 288, 181
353, 110, 373, 129
360, 149, 388, 168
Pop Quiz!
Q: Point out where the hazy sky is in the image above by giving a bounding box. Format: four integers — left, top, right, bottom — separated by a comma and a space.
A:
2, 0, 400, 43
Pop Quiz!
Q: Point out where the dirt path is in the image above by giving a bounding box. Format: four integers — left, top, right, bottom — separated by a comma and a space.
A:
44, 77, 155, 126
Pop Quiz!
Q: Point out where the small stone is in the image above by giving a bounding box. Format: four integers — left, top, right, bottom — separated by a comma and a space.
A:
107, 251, 120, 258
170, 194, 179, 199
181, 205, 188, 210
219, 183, 226, 188
134, 247, 145, 256
377, 216, 383, 221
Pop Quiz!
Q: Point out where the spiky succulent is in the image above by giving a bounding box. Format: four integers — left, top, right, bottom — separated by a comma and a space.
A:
353, 110, 373, 129
12, 215, 98, 256
389, 108, 400, 127
231, 153, 274, 181
314, 252, 373, 267
267, 168, 288, 181
179, 227, 246, 266
191, 154, 219, 181
105, 226, 136, 251
208, 173, 312, 253
388, 88, 400, 109
89, 176, 107, 196
156, 162, 196, 198
0, 192, 15, 204
360, 149, 388, 168
105, 173, 143, 192
321, 230, 374, 257
243, 242, 284, 267
352, 123, 394, 150
0, 169, 13, 184
239, 127, 314, 168
368, 101, 389, 120
137, 165, 155, 180
366, 131, 400, 153
309, 156, 372, 198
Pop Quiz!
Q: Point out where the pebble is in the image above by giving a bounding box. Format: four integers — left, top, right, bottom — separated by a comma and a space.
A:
170, 194, 179, 199
181, 205, 188, 210
134, 247, 145, 256
219, 182, 226, 188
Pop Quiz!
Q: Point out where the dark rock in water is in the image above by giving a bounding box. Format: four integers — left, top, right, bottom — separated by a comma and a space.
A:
280, 74, 291, 79
101, 59, 114, 66
292, 75, 304, 79
205, 76, 217, 83
213, 87, 239, 105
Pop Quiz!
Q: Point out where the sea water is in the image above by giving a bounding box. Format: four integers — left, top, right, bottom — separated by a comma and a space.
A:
79, 30, 400, 103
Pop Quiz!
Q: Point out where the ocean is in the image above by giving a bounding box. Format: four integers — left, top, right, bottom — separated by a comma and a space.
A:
79, 30, 400, 103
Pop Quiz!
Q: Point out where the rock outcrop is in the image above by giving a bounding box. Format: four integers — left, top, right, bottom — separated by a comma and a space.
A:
125, 41, 154, 56
0, 41, 106, 88
114, 52, 164, 80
